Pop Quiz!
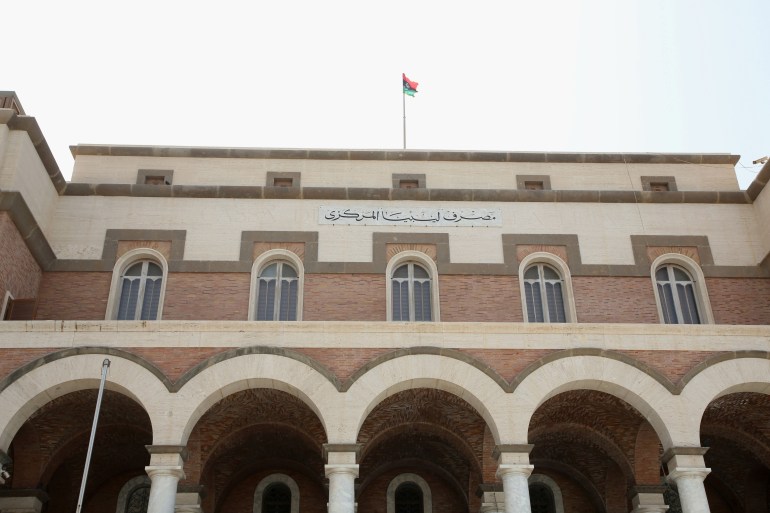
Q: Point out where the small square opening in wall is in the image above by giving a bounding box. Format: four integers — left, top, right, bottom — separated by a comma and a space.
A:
392, 174, 426, 189
524, 181, 544, 190
273, 178, 294, 188
267, 172, 301, 188
516, 175, 552, 190
137, 170, 173, 185
641, 176, 677, 192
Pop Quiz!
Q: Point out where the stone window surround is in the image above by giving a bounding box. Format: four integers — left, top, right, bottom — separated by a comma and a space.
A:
105, 248, 169, 321
641, 176, 678, 192
392, 173, 426, 189
386, 250, 441, 322
650, 253, 714, 324
253, 473, 300, 513
248, 249, 305, 321
518, 252, 578, 323
115, 475, 151, 513
267, 172, 301, 188
136, 169, 173, 185
516, 175, 552, 190
1, 291, 12, 321
528, 474, 565, 513
386, 473, 432, 513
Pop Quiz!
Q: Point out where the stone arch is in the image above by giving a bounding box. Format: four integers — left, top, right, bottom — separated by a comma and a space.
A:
0, 353, 167, 452
172, 353, 338, 446
510, 355, 675, 448
386, 473, 432, 513
341, 353, 510, 444
675, 357, 770, 446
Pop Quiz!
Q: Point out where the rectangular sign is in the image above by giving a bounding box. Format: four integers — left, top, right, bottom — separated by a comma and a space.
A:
319, 206, 502, 227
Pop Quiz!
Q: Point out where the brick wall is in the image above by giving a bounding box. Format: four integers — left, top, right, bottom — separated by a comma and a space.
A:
163, 273, 250, 320
440, 275, 522, 322
707, 277, 770, 325
572, 276, 659, 323
304, 274, 385, 321
0, 212, 42, 303
35, 272, 110, 320
213, 469, 327, 513
357, 467, 468, 513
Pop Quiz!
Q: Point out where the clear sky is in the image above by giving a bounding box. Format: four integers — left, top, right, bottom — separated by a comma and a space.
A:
5, 0, 768, 186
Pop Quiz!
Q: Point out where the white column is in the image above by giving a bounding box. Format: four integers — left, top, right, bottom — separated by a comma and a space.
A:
325, 464, 358, 513
497, 464, 534, 513
667, 468, 710, 513
175, 491, 204, 513
146, 466, 185, 513
478, 488, 506, 513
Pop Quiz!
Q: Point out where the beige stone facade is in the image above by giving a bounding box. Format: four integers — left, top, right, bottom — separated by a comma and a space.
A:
1, 91, 770, 513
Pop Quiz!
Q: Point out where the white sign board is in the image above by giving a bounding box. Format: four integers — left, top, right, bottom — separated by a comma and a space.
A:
319, 206, 502, 227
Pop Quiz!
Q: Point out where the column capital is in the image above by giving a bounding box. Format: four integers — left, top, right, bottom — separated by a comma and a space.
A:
146, 465, 186, 481
325, 463, 359, 479
667, 467, 710, 484
496, 464, 534, 480
323, 444, 362, 463
631, 490, 669, 513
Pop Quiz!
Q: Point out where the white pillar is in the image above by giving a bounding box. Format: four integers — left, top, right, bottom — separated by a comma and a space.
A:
323, 444, 361, 513
146, 466, 185, 513
175, 491, 204, 513
667, 468, 710, 513
497, 464, 534, 513
325, 465, 358, 513
664, 448, 710, 513
494, 445, 534, 513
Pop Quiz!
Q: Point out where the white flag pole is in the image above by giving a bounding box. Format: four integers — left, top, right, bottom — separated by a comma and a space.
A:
75, 358, 111, 513
402, 79, 407, 150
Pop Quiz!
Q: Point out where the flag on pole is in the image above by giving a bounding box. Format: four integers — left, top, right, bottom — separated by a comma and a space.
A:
403, 73, 418, 96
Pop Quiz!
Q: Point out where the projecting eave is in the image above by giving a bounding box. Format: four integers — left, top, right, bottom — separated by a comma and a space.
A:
69, 144, 741, 166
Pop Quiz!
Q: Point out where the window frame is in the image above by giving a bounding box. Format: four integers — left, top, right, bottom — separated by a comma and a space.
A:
248, 249, 304, 321
386, 473, 432, 513
253, 473, 299, 513
115, 475, 151, 513
106, 248, 168, 321
528, 474, 565, 513
519, 252, 577, 323
386, 251, 440, 322
651, 253, 713, 324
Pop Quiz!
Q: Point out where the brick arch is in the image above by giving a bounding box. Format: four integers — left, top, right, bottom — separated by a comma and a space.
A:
510, 355, 675, 449
0, 353, 167, 453
172, 353, 338, 447
341, 353, 510, 445
675, 357, 770, 446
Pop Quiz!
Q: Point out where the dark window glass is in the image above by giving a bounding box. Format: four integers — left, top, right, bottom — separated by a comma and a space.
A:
262, 483, 291, 513
391, 263, 432, 321
395, 482, 423, 513
117, 261, 163, 320
524, 264, 566, 323
256, 262, 299, 321
529, 483, 555, 513
655, 264, 701, 324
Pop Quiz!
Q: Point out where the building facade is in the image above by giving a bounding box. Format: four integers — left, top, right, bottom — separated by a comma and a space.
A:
1, 91, 770, 513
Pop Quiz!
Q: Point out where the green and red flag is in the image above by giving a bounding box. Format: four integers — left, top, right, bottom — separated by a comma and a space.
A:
403, 73, 418, 96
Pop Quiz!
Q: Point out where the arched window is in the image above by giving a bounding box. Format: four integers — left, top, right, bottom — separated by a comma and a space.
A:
253, 474, 299, 513
387, 473, 432, 513
651, 254, 713, 325
395, 482, 423, 513
255, 262, 299, 320
115, 476, 151, 513
117, 261, 163, 320
249, 250, 304, 321
655, 265, 700, 324
392, 263, 432, 321
523, 264, 566, 323
106, 249, 168, 321
519, 252, 576, 323
262, 483, 291, 513
528, 474, 564, 513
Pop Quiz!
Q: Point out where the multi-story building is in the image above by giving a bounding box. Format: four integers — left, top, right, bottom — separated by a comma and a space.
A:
1, 91, 769, 513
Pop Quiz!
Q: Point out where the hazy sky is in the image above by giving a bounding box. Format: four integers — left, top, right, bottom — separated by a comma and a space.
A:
6, 1, 768, 186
